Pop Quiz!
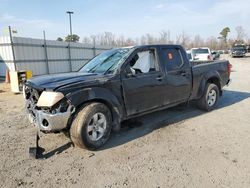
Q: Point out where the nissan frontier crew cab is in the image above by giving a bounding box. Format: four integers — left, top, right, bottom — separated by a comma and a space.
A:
24, 45, 232, 150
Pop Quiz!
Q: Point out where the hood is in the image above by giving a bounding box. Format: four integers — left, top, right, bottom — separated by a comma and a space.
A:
26, 72, 105, 90
232, 49, 244, 52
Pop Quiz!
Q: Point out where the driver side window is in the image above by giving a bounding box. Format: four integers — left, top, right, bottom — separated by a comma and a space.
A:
129, 50, 158, 75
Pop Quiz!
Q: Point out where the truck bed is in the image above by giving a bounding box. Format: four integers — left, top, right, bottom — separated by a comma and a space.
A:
190, 60, 214, 66
190, 60, 230, 100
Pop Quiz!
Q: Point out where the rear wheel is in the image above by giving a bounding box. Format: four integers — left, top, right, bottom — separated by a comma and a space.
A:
70, 102, 112, 150
197, 83, 219, 111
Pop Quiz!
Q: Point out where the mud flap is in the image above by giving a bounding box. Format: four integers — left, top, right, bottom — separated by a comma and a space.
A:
112, 120, 121, 132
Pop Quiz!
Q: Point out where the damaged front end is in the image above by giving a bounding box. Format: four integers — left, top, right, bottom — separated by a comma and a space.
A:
24, 85, 75, 133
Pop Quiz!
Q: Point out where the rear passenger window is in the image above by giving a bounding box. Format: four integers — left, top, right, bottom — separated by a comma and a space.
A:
163, 48, 183, 71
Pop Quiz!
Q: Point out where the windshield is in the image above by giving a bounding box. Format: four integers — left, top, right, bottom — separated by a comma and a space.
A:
192, 48, 209, 54
79, 48, 133, 74
232, 47, 245, 51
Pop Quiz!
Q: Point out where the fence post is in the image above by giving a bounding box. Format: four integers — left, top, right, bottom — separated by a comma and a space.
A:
43, 30, 50, 74
93, 37, 96, 56
8, 26, 16, 71
68, 42, 72, 72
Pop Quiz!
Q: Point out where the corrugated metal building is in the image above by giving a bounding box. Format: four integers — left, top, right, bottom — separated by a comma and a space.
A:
0, 36, 112, 77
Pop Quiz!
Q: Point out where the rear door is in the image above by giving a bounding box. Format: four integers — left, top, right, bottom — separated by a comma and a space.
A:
160, 47, 192, 104
121, 48, 166, 116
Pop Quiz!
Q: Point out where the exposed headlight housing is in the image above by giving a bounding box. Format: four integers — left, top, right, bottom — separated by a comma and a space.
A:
37, 91, 64, 107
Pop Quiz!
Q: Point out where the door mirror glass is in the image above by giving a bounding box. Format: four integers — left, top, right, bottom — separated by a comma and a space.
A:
125, 65, 136, 77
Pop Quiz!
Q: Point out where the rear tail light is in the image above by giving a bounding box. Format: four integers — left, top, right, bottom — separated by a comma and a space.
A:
207, 55, 212, 60
228, 63, 232, 77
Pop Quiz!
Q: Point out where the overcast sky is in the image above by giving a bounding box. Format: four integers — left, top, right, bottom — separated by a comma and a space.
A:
0, 0, 250, 41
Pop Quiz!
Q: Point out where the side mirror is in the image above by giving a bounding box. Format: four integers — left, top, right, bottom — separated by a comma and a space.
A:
125, 66, 136, 78
126, 72, 136, 78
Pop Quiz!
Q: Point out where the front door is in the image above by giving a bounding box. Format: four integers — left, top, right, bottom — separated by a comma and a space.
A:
122, 49, 165, 116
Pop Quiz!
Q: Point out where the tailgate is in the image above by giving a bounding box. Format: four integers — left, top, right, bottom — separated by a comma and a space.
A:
194, 54, 209, 61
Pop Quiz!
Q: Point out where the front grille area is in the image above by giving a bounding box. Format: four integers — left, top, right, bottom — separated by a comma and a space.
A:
24, 86, 41, 103
24, 85, 43, 121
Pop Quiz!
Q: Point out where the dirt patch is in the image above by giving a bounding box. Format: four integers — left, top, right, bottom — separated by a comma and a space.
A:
1, 54, 250, 187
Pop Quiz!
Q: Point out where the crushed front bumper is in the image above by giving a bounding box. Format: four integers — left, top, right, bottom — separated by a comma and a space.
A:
26, 104, 74, 132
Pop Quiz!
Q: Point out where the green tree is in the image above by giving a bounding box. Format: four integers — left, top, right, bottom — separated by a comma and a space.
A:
56, 37, 63, 41
65, 34, 80, 42
219, 27, 230, 43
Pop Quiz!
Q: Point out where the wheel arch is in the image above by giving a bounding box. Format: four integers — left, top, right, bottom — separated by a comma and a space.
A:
197, 71, 222, 99
206, 77, 222, 95
66, 87, 124, 131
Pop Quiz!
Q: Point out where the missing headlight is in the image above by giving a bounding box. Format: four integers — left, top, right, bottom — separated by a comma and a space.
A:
47, 98, 70, 114
58, 100, 70, 113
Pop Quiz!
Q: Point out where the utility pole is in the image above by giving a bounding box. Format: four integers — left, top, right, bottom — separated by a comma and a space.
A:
43, 30, 49, 74
66, 11, 73, 71
66, 11, 74, 41
8, 26, 16, 71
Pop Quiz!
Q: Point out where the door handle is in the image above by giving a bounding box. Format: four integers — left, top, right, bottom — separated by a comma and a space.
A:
180, 71, 188, 76
156, 75, 163, 81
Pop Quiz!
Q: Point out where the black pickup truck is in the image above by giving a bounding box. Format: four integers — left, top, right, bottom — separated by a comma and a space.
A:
24, 45, 231, 150
230, 46, 246, 57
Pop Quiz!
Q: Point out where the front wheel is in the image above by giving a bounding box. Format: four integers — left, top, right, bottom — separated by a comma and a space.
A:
197, 83, 219, 111
70, 102, 112, 150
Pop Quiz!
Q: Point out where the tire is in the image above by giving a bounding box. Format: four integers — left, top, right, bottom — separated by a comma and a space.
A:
70, 102, 112, 150
197, 83, 219, 111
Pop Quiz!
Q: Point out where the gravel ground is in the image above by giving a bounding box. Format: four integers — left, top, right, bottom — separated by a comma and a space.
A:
0, 54, 250, 188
